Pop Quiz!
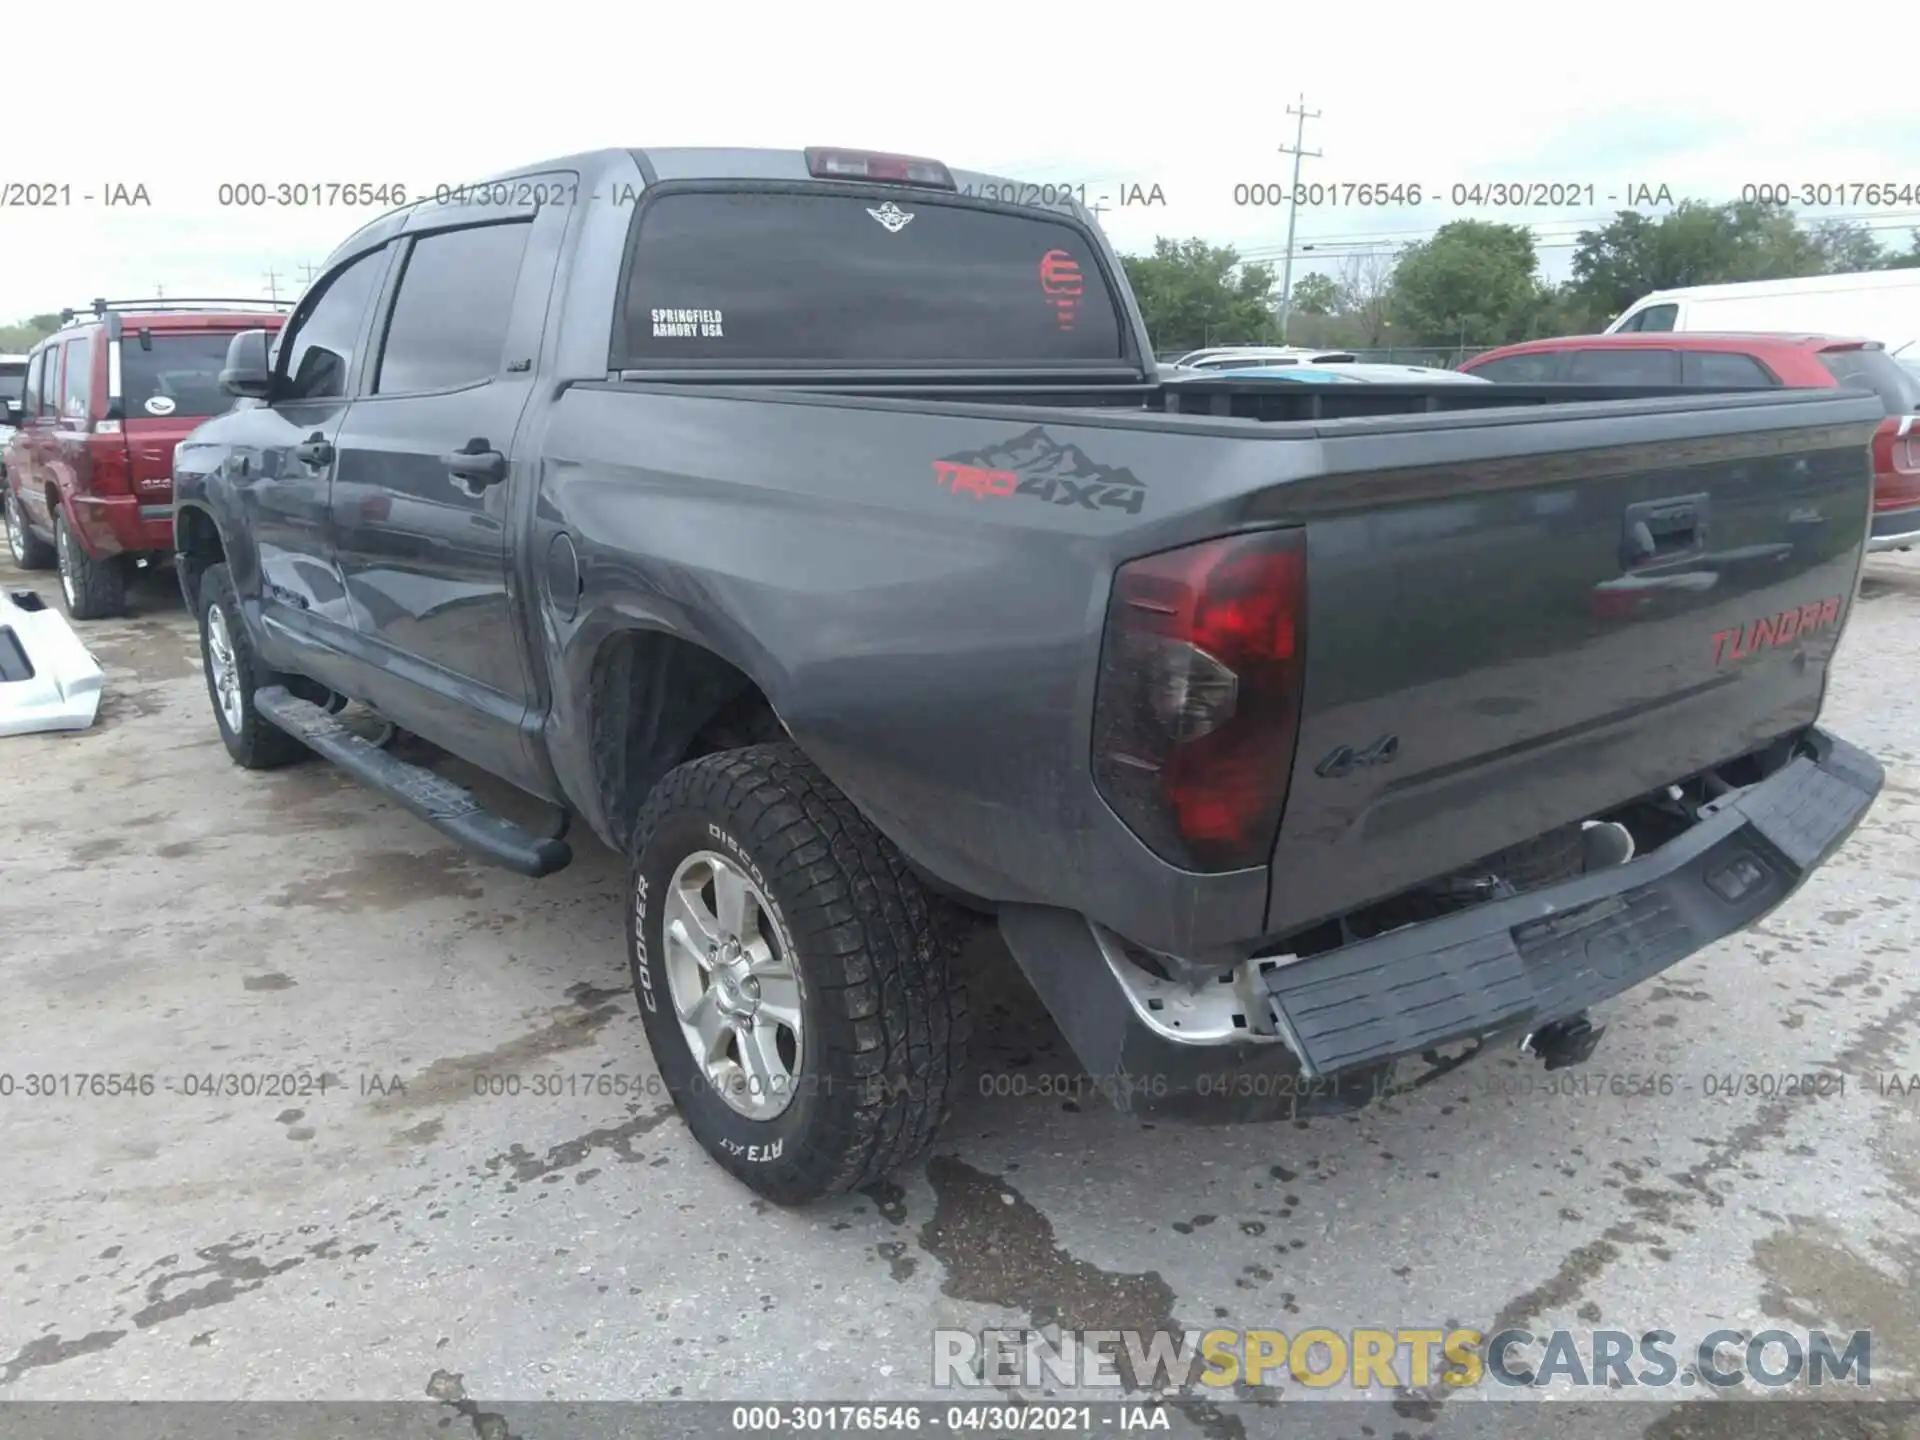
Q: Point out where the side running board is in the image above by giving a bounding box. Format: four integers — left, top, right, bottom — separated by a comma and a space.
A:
253, 685, 572, 878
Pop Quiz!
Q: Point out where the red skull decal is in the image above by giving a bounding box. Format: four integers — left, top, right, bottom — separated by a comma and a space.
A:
1039, 249, 1083, 331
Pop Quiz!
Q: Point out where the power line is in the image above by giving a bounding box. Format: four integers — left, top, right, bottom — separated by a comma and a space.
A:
1274, 96, 1322, 343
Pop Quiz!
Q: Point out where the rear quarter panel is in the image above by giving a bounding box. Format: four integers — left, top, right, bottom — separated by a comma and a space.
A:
533, 385, 1317, 960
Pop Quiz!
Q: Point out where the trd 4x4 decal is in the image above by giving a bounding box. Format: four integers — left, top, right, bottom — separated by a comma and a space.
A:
931, 427, 1146, 516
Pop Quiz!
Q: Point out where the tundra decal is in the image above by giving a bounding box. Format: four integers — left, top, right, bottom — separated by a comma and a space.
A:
1711, 594, 1843, 666
932, 427, 1147, 516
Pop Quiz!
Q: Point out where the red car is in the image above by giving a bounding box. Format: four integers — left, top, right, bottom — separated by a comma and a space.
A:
1461, 332, 1920, 553
4, 300, 289, 618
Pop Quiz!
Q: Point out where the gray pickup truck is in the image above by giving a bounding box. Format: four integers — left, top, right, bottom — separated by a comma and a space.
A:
173, 146, 1886, 1204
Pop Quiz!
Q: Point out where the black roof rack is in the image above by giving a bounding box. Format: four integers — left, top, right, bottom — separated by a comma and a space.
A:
59, 297, 292, 324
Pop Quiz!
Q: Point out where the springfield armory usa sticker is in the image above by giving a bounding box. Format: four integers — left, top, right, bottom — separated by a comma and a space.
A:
932, 427, 1146, 516
652, 308, 723, 338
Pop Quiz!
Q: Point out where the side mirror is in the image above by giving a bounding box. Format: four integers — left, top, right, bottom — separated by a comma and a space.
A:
220, 329, 275, 399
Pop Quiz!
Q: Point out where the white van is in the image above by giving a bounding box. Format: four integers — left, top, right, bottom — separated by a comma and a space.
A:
1607, 270, 1920, 357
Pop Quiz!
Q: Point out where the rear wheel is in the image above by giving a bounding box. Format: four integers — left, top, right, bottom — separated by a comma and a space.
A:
197, 562, 308, 770
54, 511, 127, 620
628, 743, 970, 1205
6, 489, 56, 570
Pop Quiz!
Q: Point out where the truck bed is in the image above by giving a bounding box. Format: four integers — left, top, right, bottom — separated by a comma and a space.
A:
545, 378, 1884, 963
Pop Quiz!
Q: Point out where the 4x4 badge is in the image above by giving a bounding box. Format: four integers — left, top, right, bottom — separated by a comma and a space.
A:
867, 202, 914, 233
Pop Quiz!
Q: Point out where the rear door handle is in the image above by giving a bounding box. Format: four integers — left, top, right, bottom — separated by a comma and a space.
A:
442, 440, 507, 490
293, 433, 334, 467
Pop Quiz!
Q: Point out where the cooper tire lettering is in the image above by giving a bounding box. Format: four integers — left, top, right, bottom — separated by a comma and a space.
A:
632, 873, 657, 1012
628, 745, 968, 1203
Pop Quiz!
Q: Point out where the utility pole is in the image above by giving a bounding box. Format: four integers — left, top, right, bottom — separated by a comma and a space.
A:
263, 268, 281, 302
1275, 95, 1322, 344
297, 262, 320, 286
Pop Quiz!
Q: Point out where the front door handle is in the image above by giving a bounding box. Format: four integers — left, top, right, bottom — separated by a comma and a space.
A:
293, 433, 334, 468
442, 439, 507, 490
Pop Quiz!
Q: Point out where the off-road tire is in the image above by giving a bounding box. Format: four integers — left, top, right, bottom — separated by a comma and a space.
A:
628, 743, 970, 1205
197, 562, 308, 770
5, 489, 56, 570
54, 511, 127, 620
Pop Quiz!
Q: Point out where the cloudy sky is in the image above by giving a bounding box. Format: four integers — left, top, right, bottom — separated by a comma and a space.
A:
3, 1, 1917, 326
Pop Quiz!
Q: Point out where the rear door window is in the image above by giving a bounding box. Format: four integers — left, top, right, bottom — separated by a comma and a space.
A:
1683, 351, 1778, 387
22, 351, 43, 417
61, 333, 93, 419
1466, 352, 1563, 382
374, 220, 532, 394
39, 345, 61, 415
1561, 348, 1682, 384
617, 189, 1125, 367
1816, 347, 1920, 416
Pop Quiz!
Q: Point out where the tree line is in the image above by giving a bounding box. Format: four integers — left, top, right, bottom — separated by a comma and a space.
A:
1122, 201, 1920, 356
0, 313, 66, 354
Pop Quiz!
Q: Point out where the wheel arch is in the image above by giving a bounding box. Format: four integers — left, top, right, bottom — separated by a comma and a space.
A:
173, 501, 227, 615
585, 625, 786, 855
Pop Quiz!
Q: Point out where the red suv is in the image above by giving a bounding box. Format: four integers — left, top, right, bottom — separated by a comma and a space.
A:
1460, 332, 1920, 553
3, 300, 289, 618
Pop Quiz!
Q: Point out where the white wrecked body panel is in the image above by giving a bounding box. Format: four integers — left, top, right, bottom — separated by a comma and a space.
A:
0, 588, 105, 736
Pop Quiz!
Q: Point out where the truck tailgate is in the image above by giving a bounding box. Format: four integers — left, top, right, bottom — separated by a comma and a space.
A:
1266, 390, 1883, 934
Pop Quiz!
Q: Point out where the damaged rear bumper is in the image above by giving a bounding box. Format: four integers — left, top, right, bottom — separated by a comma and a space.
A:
997, 727, 1882, 1117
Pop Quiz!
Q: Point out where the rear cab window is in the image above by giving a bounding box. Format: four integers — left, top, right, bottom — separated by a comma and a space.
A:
616, 188, 1127, 368
1816, 346, 1920, 416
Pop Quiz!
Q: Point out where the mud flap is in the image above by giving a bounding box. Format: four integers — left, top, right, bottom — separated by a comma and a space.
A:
0, 589, 104, 736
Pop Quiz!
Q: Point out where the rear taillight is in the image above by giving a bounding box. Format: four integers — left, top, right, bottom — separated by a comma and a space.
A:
1092, 528, 1308, 873
1892, 430, 1920, 476
1870, 417, 1920, 512
804, 148, 956, 189
85, 434, 133, 497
